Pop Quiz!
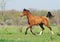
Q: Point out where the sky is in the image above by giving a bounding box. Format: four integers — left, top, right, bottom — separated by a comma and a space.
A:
0, 0, 60, 11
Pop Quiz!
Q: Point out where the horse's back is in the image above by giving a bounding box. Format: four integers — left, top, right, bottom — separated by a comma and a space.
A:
29, 16, 42, 25
28, 15, 49, 25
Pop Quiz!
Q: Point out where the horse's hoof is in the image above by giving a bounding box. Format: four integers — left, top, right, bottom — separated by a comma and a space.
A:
39, 33, 42, 35
33, 33, 36, 36
25, 32, 27, 35
34, 34, 36, 36
51, 31, 54, 35
39, 31, 43, 35
25, 33, 26, 35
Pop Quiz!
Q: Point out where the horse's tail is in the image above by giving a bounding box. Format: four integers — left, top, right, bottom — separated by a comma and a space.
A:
46, 11, 54, 19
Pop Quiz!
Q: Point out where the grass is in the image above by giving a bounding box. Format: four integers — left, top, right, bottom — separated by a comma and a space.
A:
0, 25, 60, 42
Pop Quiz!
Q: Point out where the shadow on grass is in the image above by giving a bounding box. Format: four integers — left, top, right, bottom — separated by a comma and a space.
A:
35, 32, 40, 34
57, 33, 60, 36
7, 33, 13, 34
0, 39, 28, 42
0, 39, 15, 42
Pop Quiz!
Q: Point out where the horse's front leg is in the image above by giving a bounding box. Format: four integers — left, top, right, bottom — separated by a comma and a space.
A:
25, 26, 29, 35
30, 26, 36, 35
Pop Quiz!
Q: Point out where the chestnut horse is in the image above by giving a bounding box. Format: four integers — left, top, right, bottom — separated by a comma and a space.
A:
20, 9, 54, 35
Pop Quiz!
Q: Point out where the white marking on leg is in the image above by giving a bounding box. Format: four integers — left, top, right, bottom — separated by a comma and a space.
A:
39, 31, 43, 35
51, 31, 54, 35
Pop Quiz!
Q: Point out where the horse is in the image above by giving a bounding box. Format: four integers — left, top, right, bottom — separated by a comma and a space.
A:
20, 9, 54, 35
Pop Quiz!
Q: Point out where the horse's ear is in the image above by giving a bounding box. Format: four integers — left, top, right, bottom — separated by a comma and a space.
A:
23, 8, 27, 11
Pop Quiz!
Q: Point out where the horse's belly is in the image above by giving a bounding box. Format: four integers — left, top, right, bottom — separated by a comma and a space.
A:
35, 20, 42, 24
33, 19, 42, 25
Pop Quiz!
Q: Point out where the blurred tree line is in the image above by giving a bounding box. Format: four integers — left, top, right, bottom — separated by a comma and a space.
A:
0, 0, 60, 26
0, 9, 60, 26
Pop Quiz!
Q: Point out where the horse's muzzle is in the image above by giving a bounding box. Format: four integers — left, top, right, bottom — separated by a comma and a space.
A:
20, 13, 23, 17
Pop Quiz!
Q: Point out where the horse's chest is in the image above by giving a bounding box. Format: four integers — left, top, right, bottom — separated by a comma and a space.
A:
28, 19, 33, 24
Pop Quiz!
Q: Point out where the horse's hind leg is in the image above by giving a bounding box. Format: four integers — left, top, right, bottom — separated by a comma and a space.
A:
46, 25, 54, 35
39, 23, 45, 35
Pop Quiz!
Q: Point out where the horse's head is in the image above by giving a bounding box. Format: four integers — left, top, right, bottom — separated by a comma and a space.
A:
20, 9, 30, 17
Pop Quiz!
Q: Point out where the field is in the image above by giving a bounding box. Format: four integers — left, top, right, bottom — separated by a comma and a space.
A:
0, 25, 60, 42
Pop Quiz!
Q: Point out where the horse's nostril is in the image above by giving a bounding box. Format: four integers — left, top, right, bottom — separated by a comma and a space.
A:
20, 13, 23, 17
20, 15, 22, 17
20, 15, 23, 17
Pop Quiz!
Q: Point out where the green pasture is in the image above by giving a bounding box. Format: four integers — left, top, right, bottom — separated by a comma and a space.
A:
0, 25, 60, 42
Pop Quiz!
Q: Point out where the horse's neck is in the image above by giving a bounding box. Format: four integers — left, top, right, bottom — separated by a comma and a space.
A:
27, 13, 33, 20
27, 12, 33, 17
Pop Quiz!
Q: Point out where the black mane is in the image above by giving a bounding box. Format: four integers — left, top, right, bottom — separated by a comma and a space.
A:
23, 8, 27, 11
23, 8, 29, 12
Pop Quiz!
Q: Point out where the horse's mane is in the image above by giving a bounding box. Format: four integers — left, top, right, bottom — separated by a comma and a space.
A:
23, 9, 30, 12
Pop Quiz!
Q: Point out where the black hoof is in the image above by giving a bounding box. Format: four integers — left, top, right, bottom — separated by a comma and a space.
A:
33, 33, 36, 36
25, 32, 27, 35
